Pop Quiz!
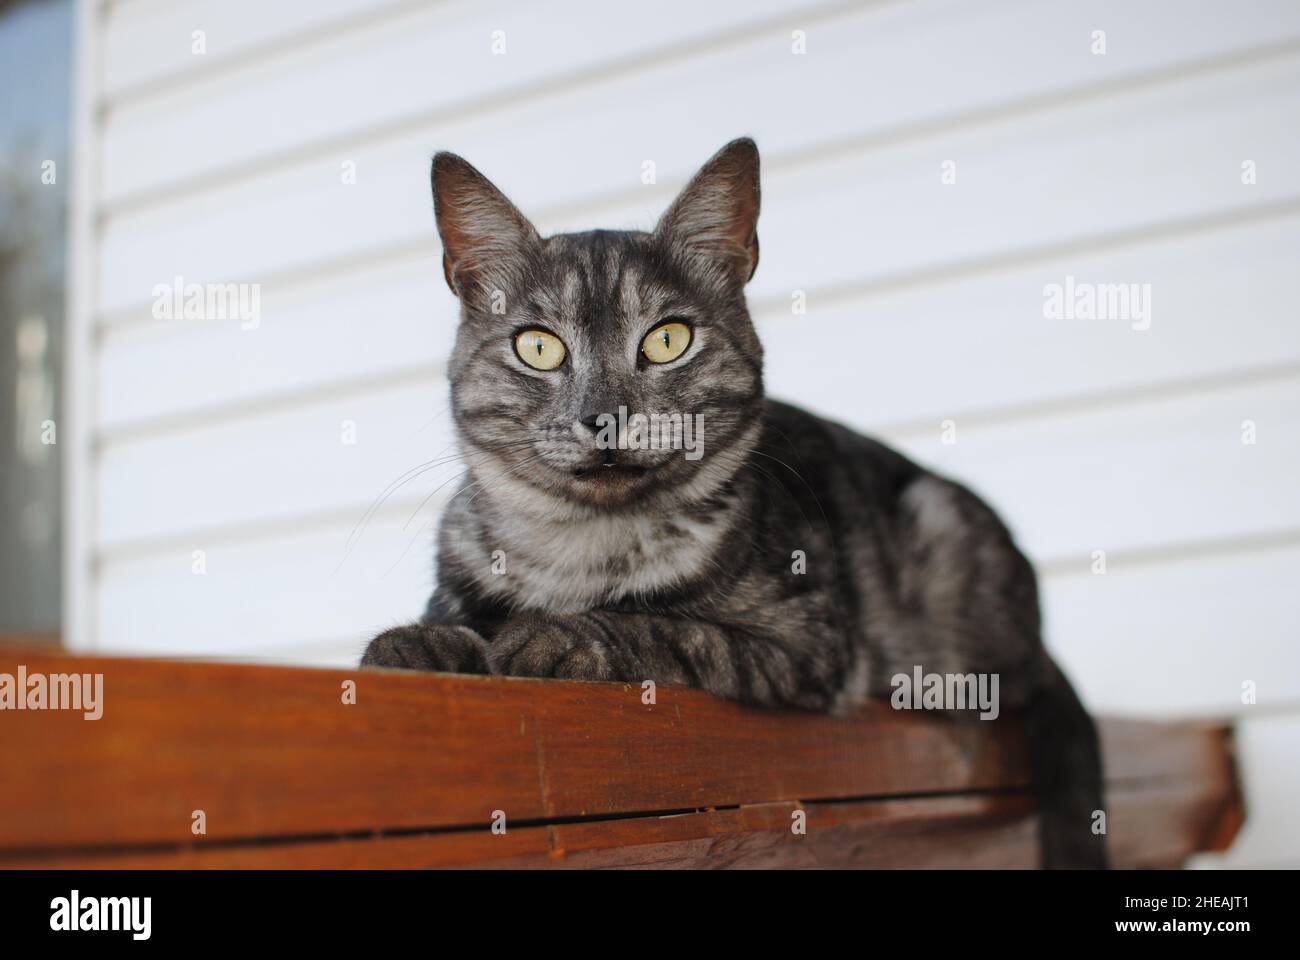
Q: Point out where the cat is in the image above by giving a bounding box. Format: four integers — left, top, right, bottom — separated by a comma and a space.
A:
361, 138, 1108, 869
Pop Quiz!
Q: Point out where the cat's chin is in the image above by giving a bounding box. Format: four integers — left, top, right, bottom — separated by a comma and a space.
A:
562, 462, 664, 507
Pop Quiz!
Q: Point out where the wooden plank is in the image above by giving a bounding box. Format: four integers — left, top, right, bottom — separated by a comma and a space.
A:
1199, 712, 1300, 868
0, 653, 1240, 869
1098, 718, 1235, 787
0, 634, 61, 652
0, 778, 1239, 869
1, 796, 1042, 869
0, 653, 1029, 852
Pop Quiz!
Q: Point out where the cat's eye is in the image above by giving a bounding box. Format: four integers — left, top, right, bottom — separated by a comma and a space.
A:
641, 321, 692, 365
514, 329, 567, 371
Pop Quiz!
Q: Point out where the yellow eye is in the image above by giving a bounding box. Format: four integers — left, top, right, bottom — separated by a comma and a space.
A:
514, 329, 567, 370
641, 321, 692, 364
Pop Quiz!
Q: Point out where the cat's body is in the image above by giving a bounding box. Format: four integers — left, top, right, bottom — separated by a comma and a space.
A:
362, 139, 1107, 868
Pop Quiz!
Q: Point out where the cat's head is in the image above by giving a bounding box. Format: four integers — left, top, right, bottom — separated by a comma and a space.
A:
434, 138, 765, 512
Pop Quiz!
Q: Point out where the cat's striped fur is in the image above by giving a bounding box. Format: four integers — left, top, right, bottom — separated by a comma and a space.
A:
361, 139, 1107, 868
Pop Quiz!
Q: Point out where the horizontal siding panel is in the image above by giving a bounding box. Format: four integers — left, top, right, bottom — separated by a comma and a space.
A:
761, 212, 1300, 428
96, 510, 435, 661
95, 50, 1300, 318
97, 372, 1300, 580
94, 520, 1300, 717
742, 54, 1300, 315
98, 254, 447, 433
98, 0, 1300, 209
1048, 543, 1300, 716
98, 0, 832, 203
97, 207, 1300, 438
97, 380, 458, 549
888, 376, 1300, 566
103, 0, 407, 97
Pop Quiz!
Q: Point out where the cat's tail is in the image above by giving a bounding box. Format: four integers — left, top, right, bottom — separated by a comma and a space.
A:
1022, 661, 1109, 868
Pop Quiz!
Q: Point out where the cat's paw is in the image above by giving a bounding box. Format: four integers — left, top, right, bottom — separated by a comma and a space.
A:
488, 615, 625, 682
361, 623, 488, 673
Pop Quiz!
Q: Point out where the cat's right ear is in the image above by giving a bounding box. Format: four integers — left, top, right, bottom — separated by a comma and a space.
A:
431, 152, 540, 307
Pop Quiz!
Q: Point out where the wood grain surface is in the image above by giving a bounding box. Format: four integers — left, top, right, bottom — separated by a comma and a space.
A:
0, 651, 1242, 868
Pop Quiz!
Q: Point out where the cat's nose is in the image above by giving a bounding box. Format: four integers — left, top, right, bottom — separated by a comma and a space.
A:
578, 413, 606, 434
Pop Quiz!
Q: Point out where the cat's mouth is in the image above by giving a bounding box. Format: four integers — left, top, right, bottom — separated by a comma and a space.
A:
527, 445, 677, 505
564, 452, 666, 503
570, 462, 652, 482
568, 445, 660, 484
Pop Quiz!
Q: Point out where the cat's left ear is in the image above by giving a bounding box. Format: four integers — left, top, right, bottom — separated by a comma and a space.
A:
655, 137, 761, 285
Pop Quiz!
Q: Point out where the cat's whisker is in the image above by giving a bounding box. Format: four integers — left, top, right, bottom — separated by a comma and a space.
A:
382, 452, 549, 580
401, 466, 472, 533
337, 438, 538, 572
400, 439, 541, 534
458, 453, 549, 514
345, 449, 457, 550
383, 474, 493, 580
713, 450, 822, 545
747, 448, 842, 577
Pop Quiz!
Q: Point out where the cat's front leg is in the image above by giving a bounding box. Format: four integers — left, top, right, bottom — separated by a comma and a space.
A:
488, 612, 845, 711
487, 613, 647, 684
361, 623, 489, 673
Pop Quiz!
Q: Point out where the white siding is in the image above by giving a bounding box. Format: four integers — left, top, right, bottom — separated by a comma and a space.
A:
69, 0, 1300, 865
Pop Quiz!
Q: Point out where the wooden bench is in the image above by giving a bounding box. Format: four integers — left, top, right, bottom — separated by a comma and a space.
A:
0, 652, 1243, 868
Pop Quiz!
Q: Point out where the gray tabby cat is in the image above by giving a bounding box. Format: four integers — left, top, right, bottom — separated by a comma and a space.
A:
362, 138, 1107, 869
